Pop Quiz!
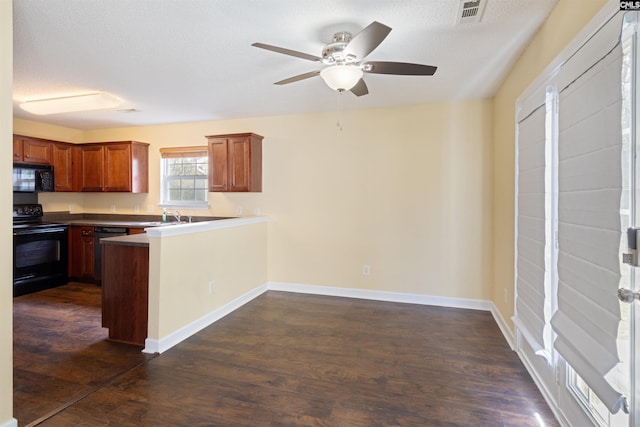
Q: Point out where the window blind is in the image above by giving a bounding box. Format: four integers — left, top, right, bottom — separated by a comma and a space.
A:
160, 146, 208, 158
513, 103, 550, 358
550, 14, 626, 414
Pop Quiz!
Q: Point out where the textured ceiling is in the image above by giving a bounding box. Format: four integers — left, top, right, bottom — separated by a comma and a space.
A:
12, 0, 557, 130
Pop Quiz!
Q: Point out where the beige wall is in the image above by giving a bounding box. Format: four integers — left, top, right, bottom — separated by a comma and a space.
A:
149, 221, 268, 340
3, 1, 617, 423
1, 0, 13, 424
491, 0, 609, 329
16, 99, 494, 302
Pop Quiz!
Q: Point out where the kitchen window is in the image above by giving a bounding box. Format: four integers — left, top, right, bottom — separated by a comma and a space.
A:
159, 146, 208, 208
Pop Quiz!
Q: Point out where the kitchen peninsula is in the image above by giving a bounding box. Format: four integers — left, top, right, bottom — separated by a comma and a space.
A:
100, 216, 269, 352
101, 233, 149, 345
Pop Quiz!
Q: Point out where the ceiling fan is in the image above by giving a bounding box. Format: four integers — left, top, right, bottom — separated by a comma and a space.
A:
252, 21, 437, 97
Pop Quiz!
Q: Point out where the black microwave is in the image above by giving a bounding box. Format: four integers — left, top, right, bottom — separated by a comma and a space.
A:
13, 164, 55, 192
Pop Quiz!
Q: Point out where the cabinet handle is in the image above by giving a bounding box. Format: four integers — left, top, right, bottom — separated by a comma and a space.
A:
25, 154, 30, 158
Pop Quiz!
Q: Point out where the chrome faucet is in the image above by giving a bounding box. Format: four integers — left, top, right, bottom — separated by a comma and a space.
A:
164, 210, 182, 222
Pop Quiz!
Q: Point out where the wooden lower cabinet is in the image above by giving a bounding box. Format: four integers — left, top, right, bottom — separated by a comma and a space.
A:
101, 242, 149, 346
68, 226, 95, 280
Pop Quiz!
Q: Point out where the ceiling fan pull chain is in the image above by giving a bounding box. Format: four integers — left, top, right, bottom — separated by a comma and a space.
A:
336, 90, 343, 131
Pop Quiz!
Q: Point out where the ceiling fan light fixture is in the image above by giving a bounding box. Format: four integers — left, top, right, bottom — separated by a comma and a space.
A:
19, 92, 122, 115
320, 65, 363, 92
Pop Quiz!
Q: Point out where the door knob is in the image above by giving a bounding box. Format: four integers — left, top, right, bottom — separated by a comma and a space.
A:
618, 288, 640, 304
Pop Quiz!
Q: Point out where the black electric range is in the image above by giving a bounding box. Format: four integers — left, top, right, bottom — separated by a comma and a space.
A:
13, 204, 69, 296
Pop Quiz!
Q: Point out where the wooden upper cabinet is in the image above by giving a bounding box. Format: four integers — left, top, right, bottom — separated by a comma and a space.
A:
15, 135, 76, 192
51, 142, 74, 192
207, 133, 263, 192
104, 142, 149, 192
13, 137, 23, 162
104, 143, 131, 191
80, 141, 149, 193
13, 135, 52, 164
80, 145, 105, 192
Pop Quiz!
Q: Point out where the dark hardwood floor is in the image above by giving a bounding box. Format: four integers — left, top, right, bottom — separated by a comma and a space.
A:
13, 282, 154, 427
15, 288, 559, 426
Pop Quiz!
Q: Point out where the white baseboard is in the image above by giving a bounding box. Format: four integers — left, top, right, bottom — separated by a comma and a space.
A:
0, 418, 17, 427
143, 283, 268, 354
489, 302, 515, 350
144, 281, 516, 355
268, 281, 494, 311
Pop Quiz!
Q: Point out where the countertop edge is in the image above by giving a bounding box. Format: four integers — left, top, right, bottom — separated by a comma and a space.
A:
145, 216, 269, 238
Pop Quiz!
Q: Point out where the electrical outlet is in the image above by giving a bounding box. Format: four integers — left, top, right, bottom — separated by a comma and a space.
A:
110, 204, 116, 213
147, 205, 155, 213
209, 281, 215, 294
362, 265, 371, 276
236, 206, 243, 215
134, 205, 140, 213
253, 207, 261, 216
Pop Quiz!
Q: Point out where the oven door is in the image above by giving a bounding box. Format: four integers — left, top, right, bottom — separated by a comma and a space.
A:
13, 225, 68, 296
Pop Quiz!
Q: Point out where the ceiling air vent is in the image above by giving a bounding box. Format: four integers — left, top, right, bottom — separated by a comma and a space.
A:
456, 0, 487, 25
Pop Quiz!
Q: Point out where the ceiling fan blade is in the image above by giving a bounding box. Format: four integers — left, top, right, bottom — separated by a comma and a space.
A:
350, 78, 369, 97
343, 21, 391, 60
363, 61, 437, 76
252, 42, 323, 62
274, 70, 321, 85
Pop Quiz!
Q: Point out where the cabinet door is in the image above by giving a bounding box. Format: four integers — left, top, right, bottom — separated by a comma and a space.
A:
80, 145, 104, 191
104, 143, 132, 192
13, 136, 52, 164
68, 227, 82, 278
22, 138, 52, 164
52, 143, 73, 192
81, 237, 95, 279
13, 136, 23, 162
228, 137, 251, 192
69, 226, 95, 279
208, 138, 229, 192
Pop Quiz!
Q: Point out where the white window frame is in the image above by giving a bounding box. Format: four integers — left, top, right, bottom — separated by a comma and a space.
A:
159, 146, 209, 209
